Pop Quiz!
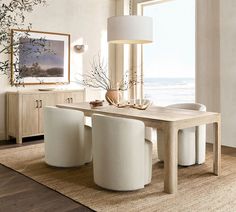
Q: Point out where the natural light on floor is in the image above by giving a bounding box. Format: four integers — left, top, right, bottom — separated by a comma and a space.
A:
143, 0, 195, 106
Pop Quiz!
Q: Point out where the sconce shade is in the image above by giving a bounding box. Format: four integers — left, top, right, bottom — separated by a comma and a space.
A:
107, 15, 153, 44
74, 44, 88, 53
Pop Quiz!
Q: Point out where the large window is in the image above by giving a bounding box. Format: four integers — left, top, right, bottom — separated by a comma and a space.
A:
143, 0, 195, 106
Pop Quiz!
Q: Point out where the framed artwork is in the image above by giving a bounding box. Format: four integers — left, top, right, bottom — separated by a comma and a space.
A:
11, 29, 70, 85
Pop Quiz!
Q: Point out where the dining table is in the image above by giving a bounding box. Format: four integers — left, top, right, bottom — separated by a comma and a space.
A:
57, 102, 221, 194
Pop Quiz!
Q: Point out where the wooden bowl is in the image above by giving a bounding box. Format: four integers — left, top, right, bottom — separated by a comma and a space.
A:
89, 100, 104, 108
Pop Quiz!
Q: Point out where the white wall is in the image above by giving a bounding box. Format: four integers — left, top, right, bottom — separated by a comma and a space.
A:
197, 0, 236, 148
220, 0, 236, 148
196, 0, 220, 145
0, 0, 116, 140
196, 0, 220, 113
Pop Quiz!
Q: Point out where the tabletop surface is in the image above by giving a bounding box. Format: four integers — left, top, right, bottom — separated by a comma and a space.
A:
57, 102, 219, 122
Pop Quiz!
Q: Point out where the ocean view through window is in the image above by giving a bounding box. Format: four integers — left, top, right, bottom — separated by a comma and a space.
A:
144, 77, 195, 106
143, 0, 195, 106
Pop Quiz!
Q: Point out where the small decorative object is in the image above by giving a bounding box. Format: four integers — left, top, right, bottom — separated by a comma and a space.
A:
105, 89, 120, 104
107, 98, 151, 110
80, 55, 137, 104
132, 102, 150, 110
11, 29, 70, 85
89, 100, 104, 108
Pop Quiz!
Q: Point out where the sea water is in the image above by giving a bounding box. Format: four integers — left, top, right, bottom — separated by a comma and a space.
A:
144, 78, 195, 106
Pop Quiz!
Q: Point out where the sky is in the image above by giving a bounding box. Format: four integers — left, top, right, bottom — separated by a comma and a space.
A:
143, 0, 195, 78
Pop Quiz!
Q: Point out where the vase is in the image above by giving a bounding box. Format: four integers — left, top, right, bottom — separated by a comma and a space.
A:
105, 89, 120, 105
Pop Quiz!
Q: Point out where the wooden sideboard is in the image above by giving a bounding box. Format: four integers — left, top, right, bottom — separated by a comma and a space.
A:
6, 89, 84, 144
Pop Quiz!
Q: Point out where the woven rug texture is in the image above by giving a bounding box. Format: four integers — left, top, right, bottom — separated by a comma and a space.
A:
0, 143, 236, 212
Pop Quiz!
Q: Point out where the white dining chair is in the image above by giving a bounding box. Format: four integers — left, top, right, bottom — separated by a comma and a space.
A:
84, 87, 103, 127
44, 106, 92, 167
129, 99, 156, 143
158, 103, 207, 166
92, 114, 152, 191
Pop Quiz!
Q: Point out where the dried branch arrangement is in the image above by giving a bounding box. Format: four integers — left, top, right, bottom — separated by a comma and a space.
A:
81, 55, 111, 90
79, 55, 140, 91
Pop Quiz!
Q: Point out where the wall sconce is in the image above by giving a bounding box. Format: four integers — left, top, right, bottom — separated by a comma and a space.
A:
74, 44, 88, 53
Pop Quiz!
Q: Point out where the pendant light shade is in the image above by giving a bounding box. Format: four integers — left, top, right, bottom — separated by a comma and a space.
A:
107, 15, 153, 44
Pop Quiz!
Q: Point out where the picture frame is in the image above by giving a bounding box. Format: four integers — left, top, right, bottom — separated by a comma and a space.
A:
11, 29, 70, 85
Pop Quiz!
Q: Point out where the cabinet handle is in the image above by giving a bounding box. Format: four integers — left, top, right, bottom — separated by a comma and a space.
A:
39, 100, 42, 108
36, 100, 39, 108
70, 98, 73, 103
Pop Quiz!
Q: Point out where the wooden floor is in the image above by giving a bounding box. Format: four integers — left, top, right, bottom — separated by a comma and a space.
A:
0, 138, 94, 212
0, 136, 44, 150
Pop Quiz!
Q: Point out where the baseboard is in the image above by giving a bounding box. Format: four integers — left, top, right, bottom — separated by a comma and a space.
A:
207, 140, 236, 148
0, 131, 6, 141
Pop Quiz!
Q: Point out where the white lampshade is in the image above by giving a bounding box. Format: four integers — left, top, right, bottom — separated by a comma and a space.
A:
107, 15, 153, 44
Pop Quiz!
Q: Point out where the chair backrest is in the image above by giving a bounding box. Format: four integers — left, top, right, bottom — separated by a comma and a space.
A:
167, 103, 206, 112
166, 103, 207, 164
44, 106, 85, 139
92, 114, 146, 190
44, 106, 86, 165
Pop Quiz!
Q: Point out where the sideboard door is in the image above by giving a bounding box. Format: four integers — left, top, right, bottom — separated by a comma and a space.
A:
56, 92, 72, 104
22, 94, 39, 137
71, 91, 84, 103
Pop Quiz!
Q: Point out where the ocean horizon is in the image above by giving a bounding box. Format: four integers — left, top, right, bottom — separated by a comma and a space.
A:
144, 77, 195, 106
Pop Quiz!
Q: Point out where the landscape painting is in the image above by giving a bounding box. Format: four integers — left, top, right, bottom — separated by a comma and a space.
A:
11, 29, 70, 85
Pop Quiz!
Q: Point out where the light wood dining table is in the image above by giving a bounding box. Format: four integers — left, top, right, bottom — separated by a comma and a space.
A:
57, 102, 221, 194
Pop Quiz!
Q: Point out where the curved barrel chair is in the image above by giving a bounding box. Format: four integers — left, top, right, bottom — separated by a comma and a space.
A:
129, 99, 156, 143
84, 88, 103, 127
92, 114, 152, 191
44, 106, 92, 167
158, 103, 206, 166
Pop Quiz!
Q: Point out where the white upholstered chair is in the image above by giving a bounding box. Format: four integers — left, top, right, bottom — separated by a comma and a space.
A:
158, 103, 206, 166
129, 99, 156, 143
92, 114, 152, 191
84, 88, 103, 127
44, 106, 92, 167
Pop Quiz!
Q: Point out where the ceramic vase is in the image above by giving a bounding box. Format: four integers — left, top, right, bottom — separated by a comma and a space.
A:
105, 89, 120, 105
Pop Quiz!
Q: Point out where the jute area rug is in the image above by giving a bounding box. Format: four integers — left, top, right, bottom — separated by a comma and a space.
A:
0, 143, 236, 212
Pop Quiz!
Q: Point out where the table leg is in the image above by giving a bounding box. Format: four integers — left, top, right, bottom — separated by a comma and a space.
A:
213, 121, 221, 176
157, 130, 164, 161
164, 125, 178, 194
